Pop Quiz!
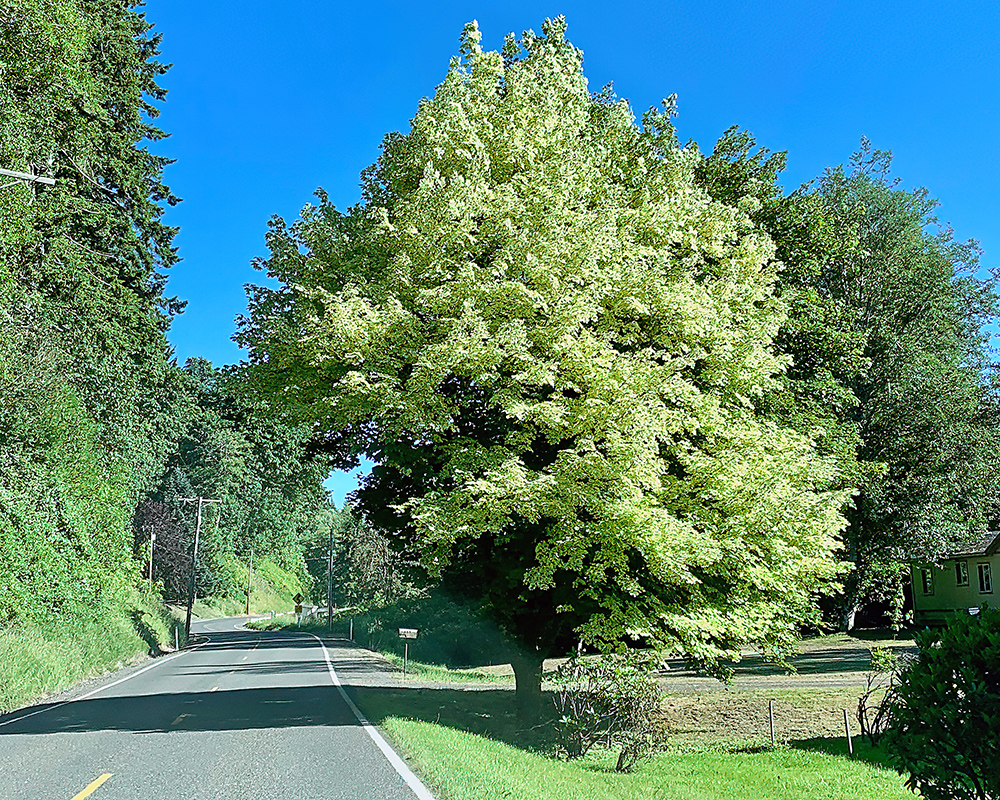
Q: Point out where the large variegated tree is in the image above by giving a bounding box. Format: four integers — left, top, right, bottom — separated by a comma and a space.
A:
238, 17, 848, 718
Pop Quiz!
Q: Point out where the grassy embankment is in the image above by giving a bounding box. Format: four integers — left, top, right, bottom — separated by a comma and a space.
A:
0, 583, 179, 714
0, 556, 304, 714
255, 596, 914, 799
249, 593, 516, 685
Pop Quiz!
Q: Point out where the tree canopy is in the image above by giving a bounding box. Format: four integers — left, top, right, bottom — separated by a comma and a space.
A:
238, 17, 849, 709
697, 131, 1000, 626
0, 0, 183, 621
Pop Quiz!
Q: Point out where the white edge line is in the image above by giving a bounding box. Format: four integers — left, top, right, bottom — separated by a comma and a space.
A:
0, 642, 206, 729
308, 633, 435, 800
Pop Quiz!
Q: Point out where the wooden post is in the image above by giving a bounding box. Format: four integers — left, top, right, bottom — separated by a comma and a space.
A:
403, 641, 408, 676
246, 549, 253, 616
843, 709, 853, 755
183, 499, 203, 644
769, 700, 776, 746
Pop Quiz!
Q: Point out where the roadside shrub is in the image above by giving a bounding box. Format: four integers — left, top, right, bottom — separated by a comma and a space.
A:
883, 607, 1000, 800
857, 646, 904, 745
551, 654, 666, 772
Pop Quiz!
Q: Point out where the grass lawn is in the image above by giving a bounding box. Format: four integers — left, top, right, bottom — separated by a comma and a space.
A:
347, 659, 914, 800
378, 718, 914, 800
248, 617, 511, 684
379, 651, 512, 684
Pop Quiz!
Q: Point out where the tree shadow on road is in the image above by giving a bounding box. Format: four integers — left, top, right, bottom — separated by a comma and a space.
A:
0, 682, 555, 750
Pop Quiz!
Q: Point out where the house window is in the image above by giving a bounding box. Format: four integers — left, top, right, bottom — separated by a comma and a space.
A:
978, 563, 992, 594
921, 568, 934, 595
956, 560, 970, 587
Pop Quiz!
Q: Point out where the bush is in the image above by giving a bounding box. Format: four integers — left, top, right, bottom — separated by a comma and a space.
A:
883, 607, 1000, 800
857, 646, 904, 745
551, 654, 666, 772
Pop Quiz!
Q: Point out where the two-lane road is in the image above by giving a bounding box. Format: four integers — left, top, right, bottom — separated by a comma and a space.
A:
0, 617, 434, 799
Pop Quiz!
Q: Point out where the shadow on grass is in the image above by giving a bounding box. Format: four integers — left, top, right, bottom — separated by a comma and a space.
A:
790, 735, 898, 770
129, 609, 161, 656
349, 685, 559, 751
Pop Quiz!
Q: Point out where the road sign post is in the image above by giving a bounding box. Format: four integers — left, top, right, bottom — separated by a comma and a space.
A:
398, 628, 418, 676
294, 592, 304, 626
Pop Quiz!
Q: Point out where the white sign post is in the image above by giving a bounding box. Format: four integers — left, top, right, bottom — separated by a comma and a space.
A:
398, 628, 418, 675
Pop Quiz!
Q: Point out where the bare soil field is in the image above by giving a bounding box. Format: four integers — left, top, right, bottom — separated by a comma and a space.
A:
655, 630, 917, 743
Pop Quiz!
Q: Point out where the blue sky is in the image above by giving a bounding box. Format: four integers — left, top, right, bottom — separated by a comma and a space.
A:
146, 0, 1000, 504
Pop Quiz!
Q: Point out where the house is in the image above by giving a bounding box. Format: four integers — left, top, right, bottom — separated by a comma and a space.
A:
912, 530, 1000, 625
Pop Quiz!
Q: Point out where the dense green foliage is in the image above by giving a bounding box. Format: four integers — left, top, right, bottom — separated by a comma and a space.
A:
0, 3, 329, 642
137, 359, 329, 602
345, 592, 515, 668
697, 132, 1000, 625
238, 18, 848, 715
0, 0, 182, 623
884, 608, 1000, 800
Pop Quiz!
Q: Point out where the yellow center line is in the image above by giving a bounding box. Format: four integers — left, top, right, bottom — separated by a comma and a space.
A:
70, 773, 112, 800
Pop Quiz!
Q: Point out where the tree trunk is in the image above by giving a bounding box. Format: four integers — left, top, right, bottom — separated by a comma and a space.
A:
510, 650, 546, 726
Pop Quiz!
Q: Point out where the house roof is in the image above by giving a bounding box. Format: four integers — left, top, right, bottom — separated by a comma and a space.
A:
944, 530, 1000, 558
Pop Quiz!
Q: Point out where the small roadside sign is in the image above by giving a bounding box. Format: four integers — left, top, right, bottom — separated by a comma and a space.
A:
397, 628, 418, 676
293, 592, 304, 604
295, 604, 303, 613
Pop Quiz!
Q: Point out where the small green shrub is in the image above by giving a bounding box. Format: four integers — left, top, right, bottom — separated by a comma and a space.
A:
857, 646, 902, 745
884, 607, 1000, 800
551, 654, 666, 772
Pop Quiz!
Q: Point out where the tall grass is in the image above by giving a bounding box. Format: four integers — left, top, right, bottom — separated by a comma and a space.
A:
0, 585, 178, 714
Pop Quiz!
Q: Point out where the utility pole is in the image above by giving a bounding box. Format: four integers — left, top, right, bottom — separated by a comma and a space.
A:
246, 549, 253, 616
179, 497, 220, 644
327, 524, 334, 632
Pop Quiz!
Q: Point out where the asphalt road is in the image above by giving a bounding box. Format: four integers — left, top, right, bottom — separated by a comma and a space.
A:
0, 617, 434, 800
